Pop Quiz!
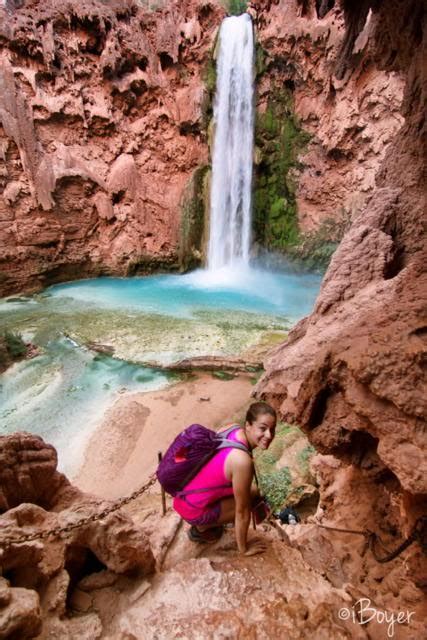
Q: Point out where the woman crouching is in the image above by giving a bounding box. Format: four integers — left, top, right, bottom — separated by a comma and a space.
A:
173, 401, 277, 556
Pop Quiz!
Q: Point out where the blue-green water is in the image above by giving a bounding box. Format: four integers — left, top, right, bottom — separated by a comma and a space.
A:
0, 267, 321, 476
45, 267, 321, 319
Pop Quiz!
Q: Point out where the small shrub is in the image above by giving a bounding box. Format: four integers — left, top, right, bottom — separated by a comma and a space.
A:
259, 467, 292, 511
297, 444, 316, 475
4, 331, 27, 358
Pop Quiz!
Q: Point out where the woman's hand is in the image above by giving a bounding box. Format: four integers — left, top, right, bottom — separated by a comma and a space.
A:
241, 538, 268, 556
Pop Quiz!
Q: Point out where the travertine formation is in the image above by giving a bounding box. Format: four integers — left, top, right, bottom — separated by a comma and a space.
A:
0, 0, 404, 294
0, 0, 224, 295
256, 0, 427, 593
255, 0, 405, 231
0, 433, 155, 639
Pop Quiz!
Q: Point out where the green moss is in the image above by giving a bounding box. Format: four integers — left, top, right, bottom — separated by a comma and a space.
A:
286, 211, 351, 271
221, 0, 248, 15
201, 47, 218, 130
255, 43, 266, 77
179, 166, 209, 271
212, 370, 235, 380
253, 86, 311, 253
203, 58, 217, 95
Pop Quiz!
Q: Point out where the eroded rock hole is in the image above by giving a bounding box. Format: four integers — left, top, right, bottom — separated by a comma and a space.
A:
307, 386, 334, 430
2, 564, 40, 591
298, 0, 311, 17
198, 4, 213, 28
159, 52, 174, 71
316, 0, 335, 19
412, 326, 427, 337
383, 246, 406, 279
65, 545, 106, 603
137, 57, 148, 71
179, 122, 200, 136
131, 79, 147, 96
112, 190, 125, 204
348, 430, 379, 465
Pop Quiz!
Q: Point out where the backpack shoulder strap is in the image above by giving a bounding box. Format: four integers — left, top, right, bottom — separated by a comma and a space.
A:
218, 425, 260, 485
216, 439, 252, 455
218, 424, 241, 438
216, 426, 253, 458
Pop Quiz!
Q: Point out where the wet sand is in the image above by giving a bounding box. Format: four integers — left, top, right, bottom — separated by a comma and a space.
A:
75, 372, 255, 500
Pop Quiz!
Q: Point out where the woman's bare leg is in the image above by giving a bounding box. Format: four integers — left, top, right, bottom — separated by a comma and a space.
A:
196, 496, 236, 531
197, 489, 261, 530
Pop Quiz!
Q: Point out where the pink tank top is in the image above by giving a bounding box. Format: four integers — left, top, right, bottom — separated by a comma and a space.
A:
173, 427, 247, 518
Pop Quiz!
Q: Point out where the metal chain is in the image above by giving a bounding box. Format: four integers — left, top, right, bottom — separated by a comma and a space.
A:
368, 515, 427, 563
313, 521, 367, 537
312, 515, 427, 563
0, 474, 157, 549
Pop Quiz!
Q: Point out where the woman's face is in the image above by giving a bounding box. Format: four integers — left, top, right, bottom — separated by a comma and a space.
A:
245, 413, 276, 450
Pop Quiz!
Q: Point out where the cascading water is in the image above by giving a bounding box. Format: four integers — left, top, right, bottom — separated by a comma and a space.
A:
0, 14, 323, 480
207, 13, 254, 271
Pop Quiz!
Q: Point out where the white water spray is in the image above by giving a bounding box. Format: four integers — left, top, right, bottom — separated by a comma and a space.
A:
207, 13, 254, 271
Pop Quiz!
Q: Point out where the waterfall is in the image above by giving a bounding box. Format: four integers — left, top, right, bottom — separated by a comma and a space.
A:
207, 13, 254, 271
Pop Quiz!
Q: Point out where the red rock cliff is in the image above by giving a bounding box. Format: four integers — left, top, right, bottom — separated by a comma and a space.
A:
256, 0, 426, 585
254, 0, 405, 232
1, 0, 406, 295
0, 0, 224, 295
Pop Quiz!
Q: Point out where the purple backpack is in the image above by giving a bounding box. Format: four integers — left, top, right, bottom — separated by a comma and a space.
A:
156, 424, 250, 497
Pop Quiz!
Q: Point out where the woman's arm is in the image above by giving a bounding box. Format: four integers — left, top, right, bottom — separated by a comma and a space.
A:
230, 452, 254, 553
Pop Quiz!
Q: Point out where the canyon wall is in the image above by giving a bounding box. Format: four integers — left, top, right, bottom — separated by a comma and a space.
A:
256, 0, 426, 587
0, 0, 405, 294
252, 0, 404, 257
0, 0, 225, 295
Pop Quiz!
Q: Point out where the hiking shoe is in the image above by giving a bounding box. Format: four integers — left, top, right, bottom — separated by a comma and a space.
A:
187, 525, 224, 544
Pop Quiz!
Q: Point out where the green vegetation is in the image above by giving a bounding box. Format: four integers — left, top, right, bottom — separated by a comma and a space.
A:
212, 370, 235, 380
0, 331, 27, 371
179, 165, 209, 271
254, 422, 296, 510
255, 42, 266, 76
286, 211, 351, 270
259, 467, 292, 511
203, 58, 217, 95
253, 85, 311, 254
297, 444, 316, 475
221, 0, 248, 15
3, 331, 26, 358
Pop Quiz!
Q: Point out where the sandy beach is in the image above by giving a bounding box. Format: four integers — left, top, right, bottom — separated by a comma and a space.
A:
75, 372, 256, 500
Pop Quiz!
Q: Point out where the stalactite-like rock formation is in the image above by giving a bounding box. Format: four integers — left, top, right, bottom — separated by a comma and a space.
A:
1, 0, 406, 293
0, 0, 224, 295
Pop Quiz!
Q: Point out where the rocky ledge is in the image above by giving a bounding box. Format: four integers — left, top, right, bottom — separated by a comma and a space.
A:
255, 0, 427, 596
0, 432, 154, 638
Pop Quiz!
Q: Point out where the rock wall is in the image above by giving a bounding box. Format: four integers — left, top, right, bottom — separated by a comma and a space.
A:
254, 0, 404, 236
0, 0, 224, 295
256, 0, 426, 586
0, 432, 155, 638
0, 0, 407, 294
